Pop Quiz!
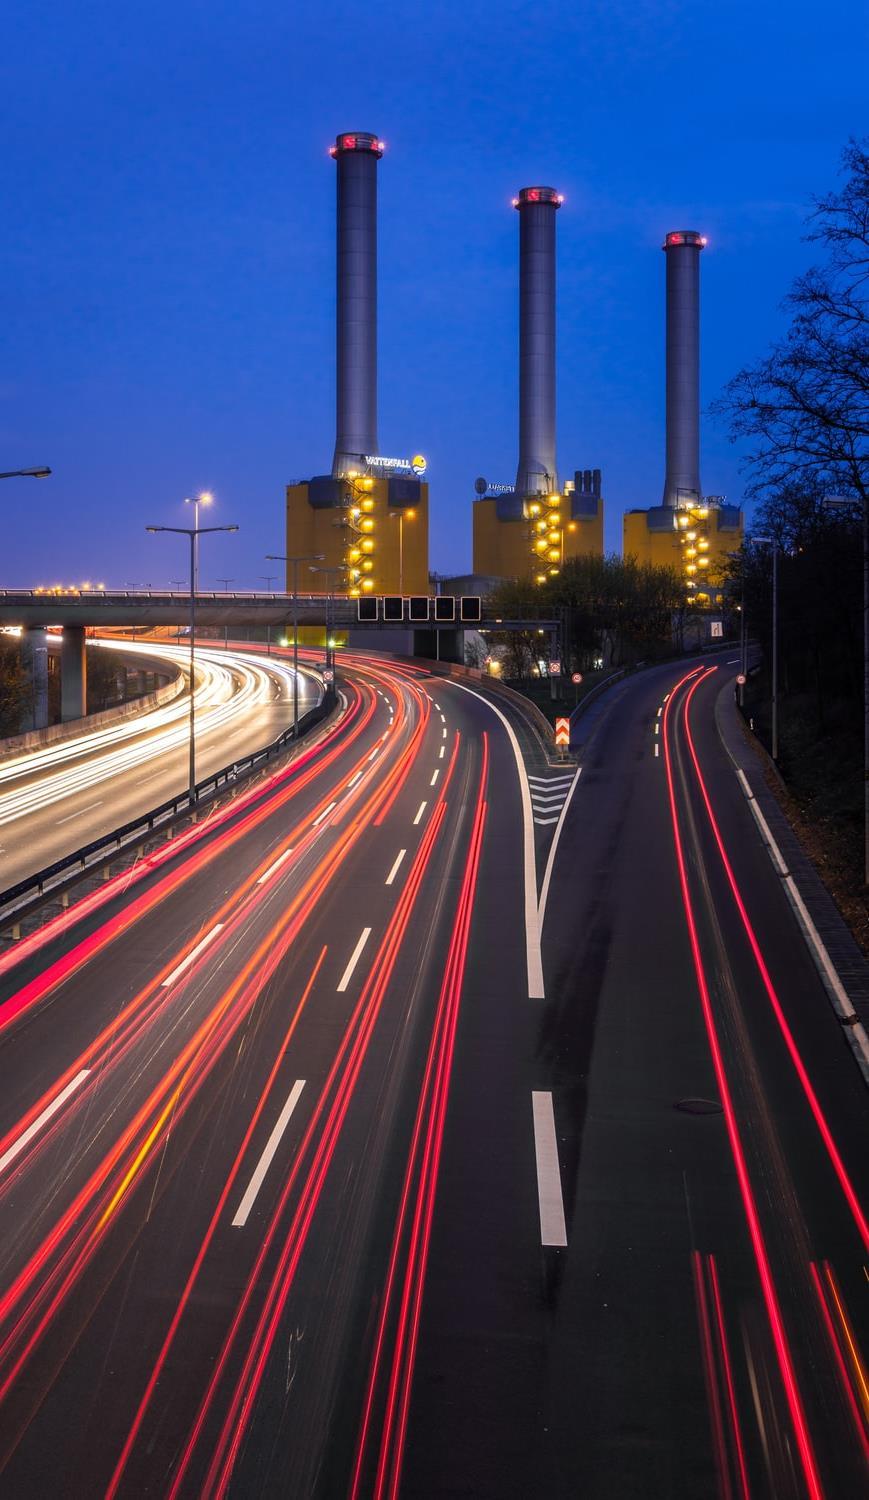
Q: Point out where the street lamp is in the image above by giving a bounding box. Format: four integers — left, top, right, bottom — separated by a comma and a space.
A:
752, 535, 779, 762
265, 552, 324, 738
217, 578, 235, 649
147, 520, 238, 805
389, 507, 415, 594
309, 564, 344, 673
823, 493, 868, 885
0, 467, 51, 480
183, 492, 214, 591
260, 576, 277, 655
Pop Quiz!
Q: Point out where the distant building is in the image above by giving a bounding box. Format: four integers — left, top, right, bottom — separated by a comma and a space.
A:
286, 472, 429, 597
623, 497, 743, 603
473, 469, 604, 582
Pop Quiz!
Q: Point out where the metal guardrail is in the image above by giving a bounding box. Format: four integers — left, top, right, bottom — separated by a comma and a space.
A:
0, 688, 335, 931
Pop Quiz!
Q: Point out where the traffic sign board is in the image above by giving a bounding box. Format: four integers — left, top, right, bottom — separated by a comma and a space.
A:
548, 660, 561, 676
571, 671, 583, 684
322, 667, 334, 683
736, 673, 746, 685
555, 717, 570, 746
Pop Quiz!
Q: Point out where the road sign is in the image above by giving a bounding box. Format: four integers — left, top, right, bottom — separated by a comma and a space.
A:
710, 620, 723, 638
555, 717, 570, 746
736, 673, 746, 685
548, 660, 561, 676
571, 671, 583, 684
322, 667, 334, 683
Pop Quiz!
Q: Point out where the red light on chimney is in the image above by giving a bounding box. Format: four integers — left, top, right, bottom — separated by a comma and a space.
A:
527, 189, 539, 202
344, 135, 356, 149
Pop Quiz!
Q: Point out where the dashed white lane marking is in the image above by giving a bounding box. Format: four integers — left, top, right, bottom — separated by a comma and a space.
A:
654, 723, 660, 736
0, 1069, 91, 1179
439, 745, 445, 758
347, 770, 363, 788
531, 1091, 567, 1247
413, 801, 427, 825
368, 748, 379, 761
654, 743, 660, 758
56, 800, 103, 825
312, 800, 337, 827
434, 703, 441, 710
162, 925, 225, 988
657, 706, 663, 717
232, 1080, 306, 1227
337, 927, 372, 993
442, 726, 447, 738
439, 711, 445, 721
385, 850, 406, 886
257, 848, 293, 884
430, 769, 439, 787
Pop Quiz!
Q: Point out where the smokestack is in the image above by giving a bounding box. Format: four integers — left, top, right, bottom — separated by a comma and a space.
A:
330, 132, 383, 478
662, 229, 706, 507
514, 186, 562, 498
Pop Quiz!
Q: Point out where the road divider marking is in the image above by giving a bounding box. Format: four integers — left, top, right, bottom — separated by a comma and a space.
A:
413, 801, 427, 825
56, 800, 103, 825
385, 850, 406, 886
337, 928, 372, 992
232, 1080, 306, 1227
430, 769, 439, 787
368, 748, 380, 761
256, 848, 294, 884
162, 925, 225, 987
537, 768, 582, 930
312, 799, 337, 827
439, 745, 445, 758
655, 723, 660, 736
531, 1091, 567, 1247
657, 706, 663, 717
442, 726, 447, 738
0, 1068, 91, 1179
347, 770, 363, 788
654, 743, 660, 758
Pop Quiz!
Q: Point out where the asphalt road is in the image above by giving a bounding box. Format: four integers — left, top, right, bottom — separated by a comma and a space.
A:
0, 640, 318, 890
0, 651, 864, 1498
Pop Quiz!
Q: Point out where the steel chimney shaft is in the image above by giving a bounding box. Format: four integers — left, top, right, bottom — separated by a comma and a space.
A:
514, 186, 562, 498
662, 229, 705, 507
331, 132, 383, 478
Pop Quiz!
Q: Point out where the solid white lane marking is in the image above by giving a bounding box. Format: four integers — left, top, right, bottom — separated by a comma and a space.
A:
312, 800, 337, 827
162, 925, 224, 987
727, 658, 739, 664
0, 1069, 91, 1178
531, 1091, 567, 1247
232, 1080, 306, 1227
337, 927, 372, 992
654, 743, 660, 758
256, 848, 293, 884
385, 850, 406, 886
745, 797, 789, 876
413, 801, 427, 825
56, 800, 103, 825
438, 745, 445, 758
347, 770, 363, 788
430, 769, 439, 787
449, 681, 544, 999
537, 768, 582, 929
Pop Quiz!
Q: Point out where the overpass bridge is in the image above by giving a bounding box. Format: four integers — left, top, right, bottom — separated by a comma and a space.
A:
0, 589, 562, 730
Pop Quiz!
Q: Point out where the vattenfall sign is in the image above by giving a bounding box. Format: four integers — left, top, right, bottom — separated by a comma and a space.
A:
364, 453, 427, 476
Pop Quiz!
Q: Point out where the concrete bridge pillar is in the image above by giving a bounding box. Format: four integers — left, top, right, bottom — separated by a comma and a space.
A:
61, 625, 88, 722
21, 627, 50, 731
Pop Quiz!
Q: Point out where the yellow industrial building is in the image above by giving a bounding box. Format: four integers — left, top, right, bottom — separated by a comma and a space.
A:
285, 471, 429, 596
473, 470, 604, 583
623, 498, 744, 603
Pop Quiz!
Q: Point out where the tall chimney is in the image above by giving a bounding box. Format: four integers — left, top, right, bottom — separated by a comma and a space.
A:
662, 229, 705, 507
514, 186, 562, 498
330, 132, 383, 478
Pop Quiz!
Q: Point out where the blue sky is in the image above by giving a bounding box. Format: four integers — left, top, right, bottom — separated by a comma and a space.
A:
3, 0, 866, 586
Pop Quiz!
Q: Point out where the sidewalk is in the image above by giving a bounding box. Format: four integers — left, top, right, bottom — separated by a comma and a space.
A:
715, 680, 869, 1085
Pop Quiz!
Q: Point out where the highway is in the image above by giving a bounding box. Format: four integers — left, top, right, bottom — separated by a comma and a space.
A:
0, 652, 865, 1498
0, 639, 318, 890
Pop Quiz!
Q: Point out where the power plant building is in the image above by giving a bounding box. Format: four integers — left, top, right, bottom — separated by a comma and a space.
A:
473, 187, 604, 583
285, 132, 429, 597
623, 230, 743, 601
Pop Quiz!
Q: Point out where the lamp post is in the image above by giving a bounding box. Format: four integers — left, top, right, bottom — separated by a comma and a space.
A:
183, 492, 213, 592
752, 535, 779, 762
823, 493, 868, 885
147, 520, 238, 805
265, 552, 324, 738
260, 575, 277, 656
171, 579, 186, 643
0, 467, 51, 480
217, 578, 234, 648
309, 565, 344, 673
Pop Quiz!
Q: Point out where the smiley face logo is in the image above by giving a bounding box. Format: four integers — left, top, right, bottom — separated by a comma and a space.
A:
411, 453, 427, 475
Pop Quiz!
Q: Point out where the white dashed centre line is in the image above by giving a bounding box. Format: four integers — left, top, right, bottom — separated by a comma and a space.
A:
430, 769, 439, 787
531, 1091, 567, 1247
347, 770, 363, 788
0, 1069, 91, 1179
256, 849, 293, 884
337, 927, 372, 993
232, 1080, 306, 1227
413, 801, 427, 825
162, 925, 225, 988
312, 800, 337, 827
385, 849, 406, 886
439, 745, 445, 758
